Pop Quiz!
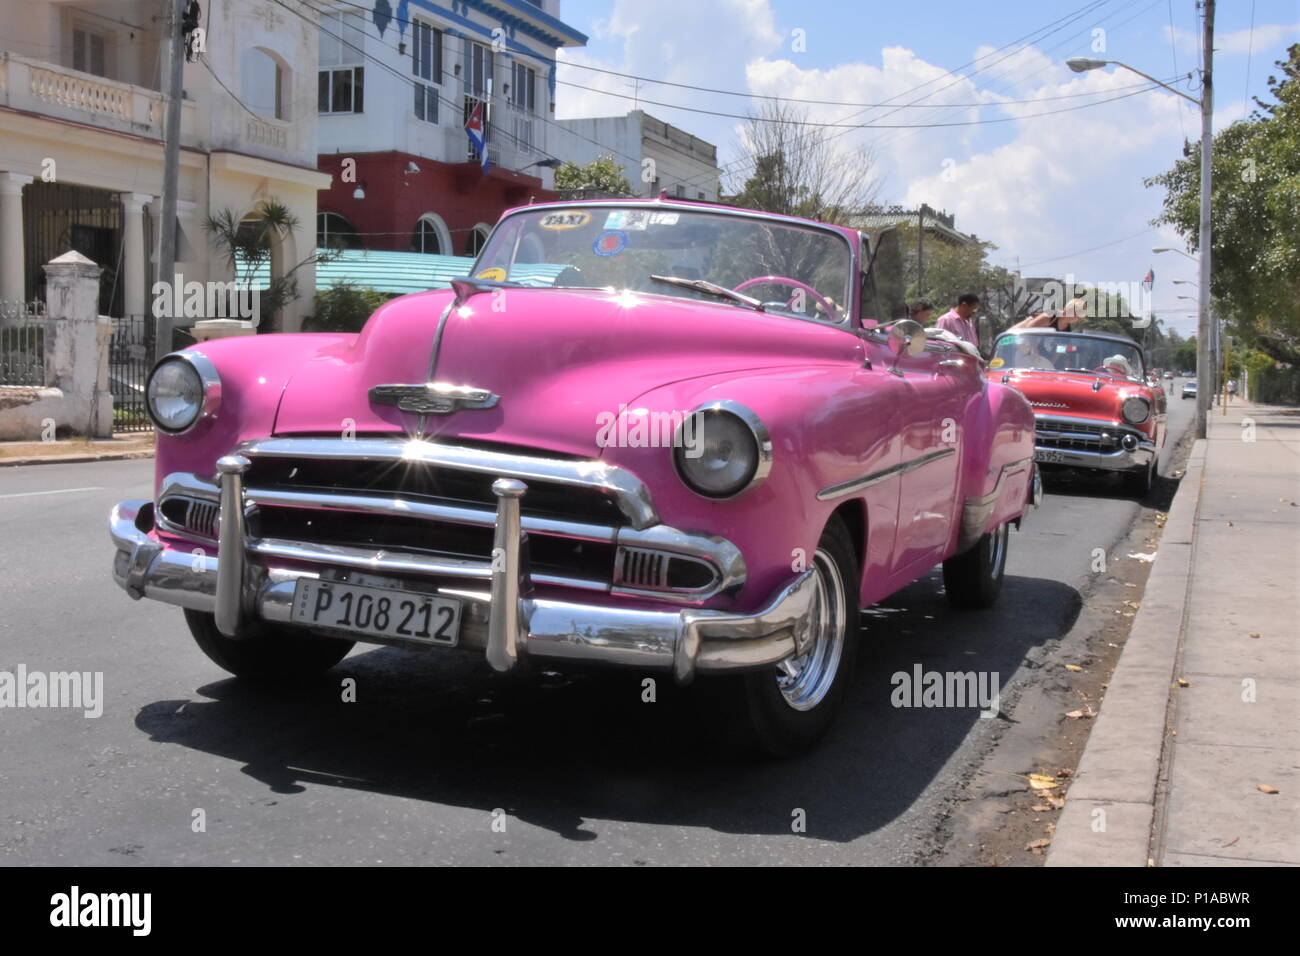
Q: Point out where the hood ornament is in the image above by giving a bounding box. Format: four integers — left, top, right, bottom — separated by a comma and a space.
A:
370, 382, 500, 415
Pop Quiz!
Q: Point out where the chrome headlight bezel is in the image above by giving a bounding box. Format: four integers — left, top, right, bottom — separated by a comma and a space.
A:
1120, 396, 1150, 425
673, 401, 773, 500
146, 352, 222, 435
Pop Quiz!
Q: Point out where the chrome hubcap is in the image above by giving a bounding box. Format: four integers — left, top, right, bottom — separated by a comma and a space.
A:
775, 547, 847, 711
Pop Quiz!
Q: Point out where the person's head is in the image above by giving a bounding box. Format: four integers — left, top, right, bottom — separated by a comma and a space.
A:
909, 299, 934, 323
955, 293, 980, 320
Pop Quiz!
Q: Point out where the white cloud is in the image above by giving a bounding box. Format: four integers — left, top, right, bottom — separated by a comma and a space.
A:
1164, 22, 1300, 56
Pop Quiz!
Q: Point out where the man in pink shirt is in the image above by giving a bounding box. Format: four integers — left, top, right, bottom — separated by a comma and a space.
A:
934, 293, 981, 350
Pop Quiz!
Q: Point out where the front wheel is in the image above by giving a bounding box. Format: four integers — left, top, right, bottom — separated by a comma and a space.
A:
722, 516, 860, 757
1122, 458, 1155, 498
943, 521, 1010, 609
184, 609, 355, 680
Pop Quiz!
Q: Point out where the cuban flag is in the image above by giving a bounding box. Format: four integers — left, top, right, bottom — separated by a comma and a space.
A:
465, 101, 490, 174
1142, 268, 1154, 291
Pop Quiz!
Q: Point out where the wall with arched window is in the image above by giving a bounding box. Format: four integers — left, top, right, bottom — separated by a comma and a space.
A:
240, 47, 290, 121
411, 213, 452, 255
317, 212, 362, 249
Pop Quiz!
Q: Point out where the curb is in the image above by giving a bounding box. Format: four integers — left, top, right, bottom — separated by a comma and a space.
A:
1045, 438, 1207, 867
0, 450, 155, 467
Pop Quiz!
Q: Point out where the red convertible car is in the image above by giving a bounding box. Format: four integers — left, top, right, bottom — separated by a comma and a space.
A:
986, 328, 1167, 496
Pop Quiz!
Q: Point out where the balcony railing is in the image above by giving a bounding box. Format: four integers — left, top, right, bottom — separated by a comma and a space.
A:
0, 52, 194, 142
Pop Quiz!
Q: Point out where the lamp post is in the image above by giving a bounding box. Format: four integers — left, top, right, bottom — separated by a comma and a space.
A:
1068, 0, 1214, 439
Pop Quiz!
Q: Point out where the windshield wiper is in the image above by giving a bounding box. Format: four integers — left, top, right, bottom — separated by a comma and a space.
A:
649, 275, 765, 312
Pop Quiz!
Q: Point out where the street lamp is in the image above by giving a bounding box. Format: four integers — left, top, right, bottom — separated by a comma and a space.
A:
1068, 10, 1215, 440
1153, 246, 1197, 261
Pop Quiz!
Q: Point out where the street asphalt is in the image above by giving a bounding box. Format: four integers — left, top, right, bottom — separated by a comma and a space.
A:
0, 393, 1194, 865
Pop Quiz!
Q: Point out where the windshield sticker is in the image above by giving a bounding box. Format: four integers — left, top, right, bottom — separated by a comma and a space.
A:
603, 210, 650, 231
475, 267, 507, 281
649, 212, 679, 226
593, 230, 628, 257
988, 357, 1005, 369
538, 211, 591, 230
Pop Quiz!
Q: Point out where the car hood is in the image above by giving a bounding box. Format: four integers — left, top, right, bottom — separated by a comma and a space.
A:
991, 368, 1150, 419
273, 287, 863, 457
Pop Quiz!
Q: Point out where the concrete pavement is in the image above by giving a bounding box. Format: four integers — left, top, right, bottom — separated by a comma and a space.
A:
1049, 401, 1300, 866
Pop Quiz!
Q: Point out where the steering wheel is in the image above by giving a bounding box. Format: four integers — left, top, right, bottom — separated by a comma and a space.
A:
733, 275, 837, 318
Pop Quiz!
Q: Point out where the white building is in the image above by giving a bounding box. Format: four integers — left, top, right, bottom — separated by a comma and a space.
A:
550, 109, 721, 201
313, 0, 588, 258
0, 0, 331, 331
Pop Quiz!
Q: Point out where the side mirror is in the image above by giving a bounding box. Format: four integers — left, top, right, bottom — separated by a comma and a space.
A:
889, 319, 928, 358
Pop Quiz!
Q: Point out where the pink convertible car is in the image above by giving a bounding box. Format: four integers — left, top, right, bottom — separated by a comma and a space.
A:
110, 198, 1039, 755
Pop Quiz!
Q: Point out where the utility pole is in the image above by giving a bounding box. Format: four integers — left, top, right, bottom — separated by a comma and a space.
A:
1194, 0, 1215, 439
155, 0, 186, 362
916, 204, 925, 301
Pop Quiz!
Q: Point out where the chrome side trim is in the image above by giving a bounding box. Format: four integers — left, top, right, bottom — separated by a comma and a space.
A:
235, 437, 660, 530
816, 447, 956, 501
370, 382, 500, 416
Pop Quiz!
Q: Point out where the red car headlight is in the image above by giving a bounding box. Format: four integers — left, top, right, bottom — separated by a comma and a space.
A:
1121, 396, 1150, 425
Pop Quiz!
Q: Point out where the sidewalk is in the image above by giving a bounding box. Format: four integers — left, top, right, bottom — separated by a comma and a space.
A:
0, 432, 154, 467
1049, 400, 1300, 866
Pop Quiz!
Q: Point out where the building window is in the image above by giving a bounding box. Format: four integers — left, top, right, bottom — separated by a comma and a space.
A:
462, 39, 492, 99
319, 11, 365, 114
72, 27, 107, 77
509, 62, 535, 113
317, 212, 362, 249
410, 214, 449, 255
465, 225, 490, 257
320, 67, 364, 113
241, 49, 286, 120
413, 21, 442, 83
414, 84, 439, 123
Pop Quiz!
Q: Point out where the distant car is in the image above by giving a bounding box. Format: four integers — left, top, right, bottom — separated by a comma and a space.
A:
1182, 380, 1197, 400
1164, 371, 1175, 380
987, 328, 1167, 496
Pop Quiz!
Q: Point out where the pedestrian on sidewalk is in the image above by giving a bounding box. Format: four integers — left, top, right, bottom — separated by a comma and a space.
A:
935, 294, 980, 349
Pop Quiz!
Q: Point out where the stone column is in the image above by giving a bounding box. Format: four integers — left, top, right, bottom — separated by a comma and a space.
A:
116, 192, 152, 319
0, 172, 35, 312
43, 251, 108, 437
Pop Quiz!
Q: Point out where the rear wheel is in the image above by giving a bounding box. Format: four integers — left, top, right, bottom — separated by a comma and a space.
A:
723, 517, 860, 757
943, 521, 1009, 609
184, 609, 355, 680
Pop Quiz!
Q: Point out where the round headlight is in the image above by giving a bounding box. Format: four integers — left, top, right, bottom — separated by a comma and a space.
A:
674, 404, 771, 498
1121, 396, 1150, 425
147, 357, 205, 432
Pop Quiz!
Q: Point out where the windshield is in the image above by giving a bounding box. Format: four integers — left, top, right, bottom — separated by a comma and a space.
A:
472, 205, 854, 322
990, 333, 1145, 379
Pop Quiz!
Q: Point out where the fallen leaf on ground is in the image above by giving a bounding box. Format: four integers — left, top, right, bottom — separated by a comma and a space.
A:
1028, 773, 1059, 790
1047, 795, 1066, 809
1065, 664, 1083, 672
1031, 805, 1053, 812
1026, 839, 1051, 852
1177, 678, 1190, 687
1249, 632, 1261, 639
1258, 784, 1279, 794
1065, 708, 1096, 719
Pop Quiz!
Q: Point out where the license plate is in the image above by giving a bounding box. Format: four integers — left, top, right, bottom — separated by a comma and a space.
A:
1035, 448, 1068, 464
291, 580, 461, 646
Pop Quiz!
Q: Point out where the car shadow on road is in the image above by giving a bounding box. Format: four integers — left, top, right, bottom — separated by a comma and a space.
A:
134, 572, 1080, 847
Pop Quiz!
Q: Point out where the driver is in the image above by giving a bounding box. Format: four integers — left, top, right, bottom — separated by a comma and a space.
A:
1101, 354, 1136, 378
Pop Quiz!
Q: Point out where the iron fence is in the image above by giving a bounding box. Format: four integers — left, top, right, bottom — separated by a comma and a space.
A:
0, 302, 49, 386
108, 315, 155, 432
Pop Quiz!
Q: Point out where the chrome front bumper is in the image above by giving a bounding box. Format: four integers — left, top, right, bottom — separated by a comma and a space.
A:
109, 473, 815, 685
1033, 442, 1156, 473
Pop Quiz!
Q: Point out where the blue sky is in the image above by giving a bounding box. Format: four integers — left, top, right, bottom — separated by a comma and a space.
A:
553, 0, 1300, 335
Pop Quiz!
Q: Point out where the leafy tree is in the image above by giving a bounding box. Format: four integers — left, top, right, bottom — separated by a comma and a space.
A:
205, 199, 339, 333
553, 155, 633, 196
1145, 44, 1300, 363
307, 281, 390, 333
